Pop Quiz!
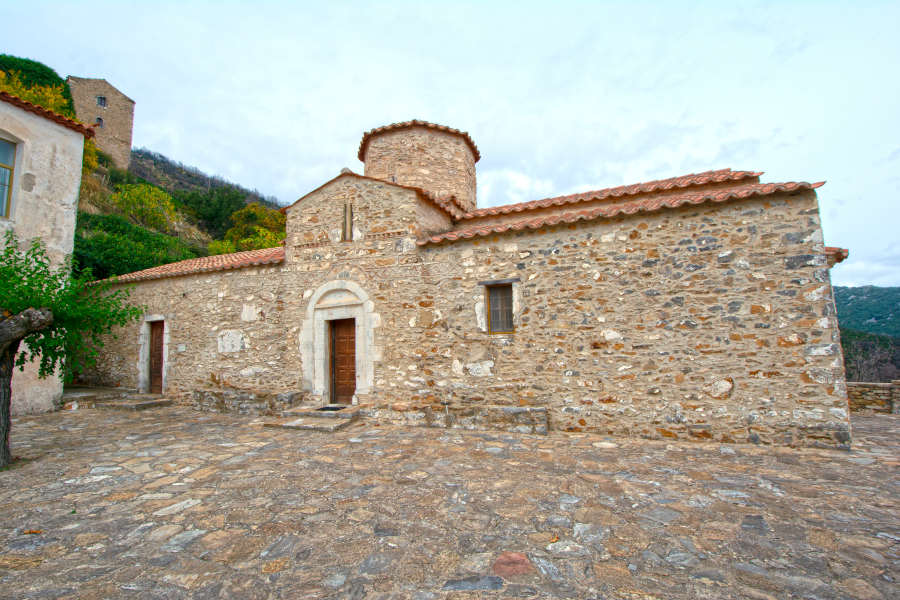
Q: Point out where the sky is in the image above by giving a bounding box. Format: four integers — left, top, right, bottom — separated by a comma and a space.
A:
5, 1, 899, 286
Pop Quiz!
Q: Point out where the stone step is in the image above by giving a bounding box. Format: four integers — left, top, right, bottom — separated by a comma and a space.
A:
263, 415, 357, 433
84, 398, 174, 411
280, 404, 361, 420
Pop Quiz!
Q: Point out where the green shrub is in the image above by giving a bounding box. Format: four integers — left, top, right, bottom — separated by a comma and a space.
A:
174, 186, 248, 239
74, 212, 201, 280
109, 183, 177, 232
0, 54, 75, 115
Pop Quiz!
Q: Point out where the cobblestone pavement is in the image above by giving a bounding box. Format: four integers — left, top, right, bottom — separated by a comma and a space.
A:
1, 408, 897, 599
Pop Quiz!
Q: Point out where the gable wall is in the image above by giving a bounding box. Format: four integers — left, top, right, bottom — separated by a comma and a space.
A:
286, 177, 421, 254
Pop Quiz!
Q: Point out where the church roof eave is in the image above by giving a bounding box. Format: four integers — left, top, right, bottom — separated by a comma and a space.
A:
418, 181, 824, 246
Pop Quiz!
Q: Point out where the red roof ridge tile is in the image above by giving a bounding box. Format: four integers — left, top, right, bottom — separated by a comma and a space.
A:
419, 181, 820, 246
0, 91, 95, 138
358, 120, 481, 162
462, 168, 762, 220
100, 246, 284, 284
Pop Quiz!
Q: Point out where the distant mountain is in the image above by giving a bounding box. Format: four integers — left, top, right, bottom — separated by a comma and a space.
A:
833, 286, 900, 338
129, 148, 280, 208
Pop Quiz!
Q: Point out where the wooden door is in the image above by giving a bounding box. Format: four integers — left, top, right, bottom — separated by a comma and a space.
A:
149, 321, 164, 394
330, 318, 356, 404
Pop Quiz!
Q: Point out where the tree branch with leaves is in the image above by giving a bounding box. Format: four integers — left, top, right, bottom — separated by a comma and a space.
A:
0, 231, 142, 467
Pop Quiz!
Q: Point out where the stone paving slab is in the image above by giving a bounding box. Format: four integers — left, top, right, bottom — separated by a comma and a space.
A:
0, 408, 897, 599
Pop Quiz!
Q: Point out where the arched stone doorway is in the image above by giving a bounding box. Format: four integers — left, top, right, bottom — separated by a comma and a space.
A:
299, 280, 378, 404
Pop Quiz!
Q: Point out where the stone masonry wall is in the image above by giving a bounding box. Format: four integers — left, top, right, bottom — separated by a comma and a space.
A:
86, 185, 851, 446
1, 101, 85, 414
846, 381, 900, 413
66, 77, 134, 168
401, 190, 849, 447
79, 265, 294, 403
363, 127, 477, 212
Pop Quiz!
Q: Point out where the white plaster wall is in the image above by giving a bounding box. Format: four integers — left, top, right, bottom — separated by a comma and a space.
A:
0, 102, 85, 414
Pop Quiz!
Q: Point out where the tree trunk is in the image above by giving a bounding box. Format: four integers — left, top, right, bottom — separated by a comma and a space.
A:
0, 308, 53, 469
0, 340, 20, 468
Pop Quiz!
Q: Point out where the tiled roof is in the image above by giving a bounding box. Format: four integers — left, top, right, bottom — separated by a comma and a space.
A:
358, 120, 481, 162
0, 91, 95, 138
419, 181, 824, 246
284, 170, 463, 219
825, 246, 849, 264
461, 168, 761, 220
105, 247, 284, 284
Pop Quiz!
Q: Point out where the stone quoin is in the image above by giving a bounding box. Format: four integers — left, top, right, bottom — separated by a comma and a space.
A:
83, 120, 852, 447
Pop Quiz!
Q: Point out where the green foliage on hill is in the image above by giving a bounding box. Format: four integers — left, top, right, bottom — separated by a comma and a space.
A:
174, 186, 249, 239
833, 286, 900, 338
73, 212, 201, 280
130, 148, 278, 207
0, 54, 75, 115
109, 184, 178, 232
212, 202, 286, 254
839, 327, 900, 382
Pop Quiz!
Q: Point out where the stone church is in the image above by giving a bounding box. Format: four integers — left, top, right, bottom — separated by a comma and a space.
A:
85, 120, 851, 447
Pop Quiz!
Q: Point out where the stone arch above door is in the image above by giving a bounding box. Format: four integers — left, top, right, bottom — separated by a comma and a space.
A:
299, 280, 380, 402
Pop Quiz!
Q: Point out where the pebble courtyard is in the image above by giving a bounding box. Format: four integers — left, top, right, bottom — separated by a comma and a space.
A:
1, 407, 897, 599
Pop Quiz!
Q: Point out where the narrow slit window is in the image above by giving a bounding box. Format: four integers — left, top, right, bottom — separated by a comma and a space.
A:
341, 203, 353, 241
0, 138, 15, 218
487, 284, 514, 333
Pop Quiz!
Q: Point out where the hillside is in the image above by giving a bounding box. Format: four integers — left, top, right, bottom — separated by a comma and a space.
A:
130, 148, 279, 208
833, 286, 900, 338
840, 328, 900, 382
833, 285, 900, 382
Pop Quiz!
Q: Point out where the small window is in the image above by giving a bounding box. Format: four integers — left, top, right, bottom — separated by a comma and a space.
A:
95, 117, 104, 128
0, 138, 15, 218
96, 96, 107, 107
341, 203, 353, 242
486, 284, 514, 333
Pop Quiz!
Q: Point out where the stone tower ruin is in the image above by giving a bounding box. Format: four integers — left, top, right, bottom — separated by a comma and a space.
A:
66, 76, 135, 168
358, 120, 480, 212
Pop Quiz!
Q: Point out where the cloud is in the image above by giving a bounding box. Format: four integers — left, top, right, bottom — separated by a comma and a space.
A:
478, 169, 556, 207
4, 1, 898, 285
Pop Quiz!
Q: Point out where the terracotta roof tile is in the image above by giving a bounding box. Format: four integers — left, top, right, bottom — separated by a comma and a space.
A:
358, 119, 481, 162
825, 246, 849, 264
104, 246, 284, 284
462, 168, 762, 220
0, 91, 95, 138
419, 181, 824, 246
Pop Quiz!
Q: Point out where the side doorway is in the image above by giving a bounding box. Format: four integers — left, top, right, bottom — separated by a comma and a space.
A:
148, 320, 164, 394
329, 318, 356, 404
